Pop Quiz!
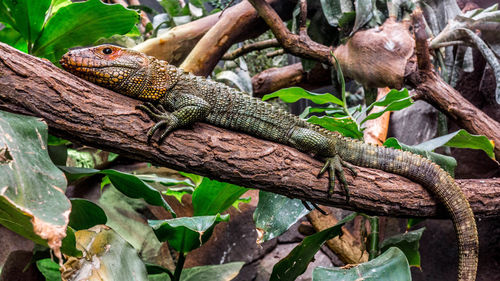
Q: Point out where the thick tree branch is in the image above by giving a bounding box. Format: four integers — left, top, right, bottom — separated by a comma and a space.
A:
0, 43, 499, 219
251, 63, 331, 97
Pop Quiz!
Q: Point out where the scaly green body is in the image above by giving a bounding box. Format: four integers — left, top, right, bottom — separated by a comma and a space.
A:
60, 45, 478, 281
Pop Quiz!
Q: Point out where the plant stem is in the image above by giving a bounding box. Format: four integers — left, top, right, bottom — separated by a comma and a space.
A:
368, 216, 379, 260
173, 252, 186, 281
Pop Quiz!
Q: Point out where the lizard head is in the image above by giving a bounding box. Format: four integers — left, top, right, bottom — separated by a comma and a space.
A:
60, 45, 174, 101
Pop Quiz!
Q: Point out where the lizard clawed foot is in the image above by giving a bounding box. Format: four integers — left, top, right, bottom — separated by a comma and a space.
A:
137, 103, 178, 144
318, 155, 357, 202
302, 200, 328, 215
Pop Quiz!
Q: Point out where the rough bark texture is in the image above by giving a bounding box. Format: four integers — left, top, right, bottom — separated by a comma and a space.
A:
0, 43, 498, 218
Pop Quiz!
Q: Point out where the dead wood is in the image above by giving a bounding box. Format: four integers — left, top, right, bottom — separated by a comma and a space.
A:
0, 43, 499, 219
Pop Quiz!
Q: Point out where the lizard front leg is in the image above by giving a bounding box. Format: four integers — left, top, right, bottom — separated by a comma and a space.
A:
137, 95, 210, 143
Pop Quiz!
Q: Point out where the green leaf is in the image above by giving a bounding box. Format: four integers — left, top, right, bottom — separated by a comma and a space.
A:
262, 87, 344, 106
406, 218, 425, 229
0, 110, 70, 254
253, 191, 310, 242
380, 227, 425, 267
47, 134, 71, 146
69, 198, 107, 231
32, 0, 139, 62
413, 129, 495, 160
313, 247, 411, 281
0, 0, 51, 45
352, 0, 373, 34
383, 138, 457, 176
307, 115, 363, 139
149, 214, 229, 253
164, 186, 194, 203
319, 0, 353, 26
36, 258, 62, 281
61, 226, 82, 257
232, 196, 251, 211
362, 89, 413, 124
192, 177, 248, 216
0, 24, 27, 52
67, 225, 149, 280
179, 171, 203, 187
59, 166, 176, 216
270, 213, 357, 281
148, 262, 245, 281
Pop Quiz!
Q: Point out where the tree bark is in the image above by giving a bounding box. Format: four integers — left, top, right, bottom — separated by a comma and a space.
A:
0, 43, 498, 219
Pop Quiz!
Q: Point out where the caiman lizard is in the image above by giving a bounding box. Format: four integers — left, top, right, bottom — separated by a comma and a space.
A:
60, 45, 478, 281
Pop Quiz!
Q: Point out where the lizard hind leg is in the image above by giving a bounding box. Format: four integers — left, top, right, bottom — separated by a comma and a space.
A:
318, 155, 357, 201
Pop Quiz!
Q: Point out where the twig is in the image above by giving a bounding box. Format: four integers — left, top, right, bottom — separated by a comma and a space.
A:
248, 0, 333, 65
265, 49, 284, 58
222, 39, 280, 60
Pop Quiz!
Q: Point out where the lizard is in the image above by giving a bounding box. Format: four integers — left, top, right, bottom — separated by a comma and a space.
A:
60, 44, 478, 281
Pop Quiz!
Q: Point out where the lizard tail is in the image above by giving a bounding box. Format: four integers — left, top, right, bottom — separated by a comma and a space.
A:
334, 138, 478, 281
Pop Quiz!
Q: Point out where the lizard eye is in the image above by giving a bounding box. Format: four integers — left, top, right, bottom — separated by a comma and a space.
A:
102, 47, 113, 55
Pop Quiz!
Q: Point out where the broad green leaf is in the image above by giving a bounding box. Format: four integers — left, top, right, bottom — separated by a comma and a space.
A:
270, 213, 357, 281
32, 0, 139, 62
313, 247, 411, 281
320, 0, 353, 26
362, 88, 413, 124
0, 24, 27, 52
352, 0, 373, 34
148, 262, 244, 281
61, 226, 82, 257
61, 225, 149, 280
307, 115, 363, 139
192, 177, 248, 216
149, 214, 229, 253
99, 186, 167, 268
232, 196, 251, 211
0, 0, 51, 44
0, 110, 70, 257
384, 138, 457, 176
164, 186, 194, 203
179, 171, 203, 187
413, 129, 495, 160
59, 166, 176, 216
36, 259, 62, 281
69, 198, 107, 231
253, 191, 310, 242
262, 87, 344, 106
362, 97, 413, 124
380, 227, 425, 267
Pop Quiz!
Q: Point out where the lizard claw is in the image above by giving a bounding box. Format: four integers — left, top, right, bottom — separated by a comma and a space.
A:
138, 102, 178, 144
318, 155, 356, 202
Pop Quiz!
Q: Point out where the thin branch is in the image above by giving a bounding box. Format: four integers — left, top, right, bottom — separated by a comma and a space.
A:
265, 49, 284, 58
221, 39, 280, 60
248, 0, 333, 65
0, 43, 499, 219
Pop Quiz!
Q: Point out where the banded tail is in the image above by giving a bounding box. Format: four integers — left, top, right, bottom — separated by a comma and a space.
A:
333, 136, 478, 281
